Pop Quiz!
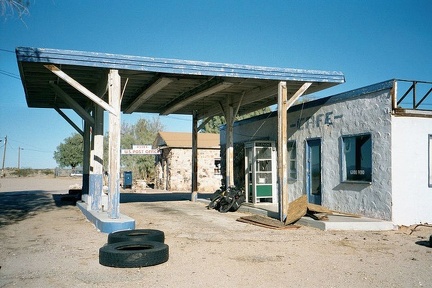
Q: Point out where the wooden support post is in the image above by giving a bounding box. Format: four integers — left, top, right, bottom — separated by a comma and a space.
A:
108, 70, 121, 219
91, 105, 104, 211
82, 119, 91, 201
225, 102, 234, 187
277, 82, 312, 223
391, 80, 398, 110
277, 82, 288, 222
191, 111, 198, 201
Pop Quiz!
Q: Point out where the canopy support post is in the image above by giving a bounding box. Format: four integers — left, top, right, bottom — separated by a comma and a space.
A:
108, 69, 121, 219
90, 105, 104, 211
278, 81, 312, 223
191, 111, 198, 201
225, 101, 234, 187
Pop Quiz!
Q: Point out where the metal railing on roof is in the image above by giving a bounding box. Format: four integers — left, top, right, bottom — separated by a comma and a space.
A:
396, 79, 432, 110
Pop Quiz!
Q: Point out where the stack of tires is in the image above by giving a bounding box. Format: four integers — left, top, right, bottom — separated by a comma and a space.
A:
99, 229, 169, 268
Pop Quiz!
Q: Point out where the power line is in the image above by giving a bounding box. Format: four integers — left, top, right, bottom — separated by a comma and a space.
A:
0, 69, 20, 80
164, 115, 191, 122
7, 138, 53, 153
0, 48, 14, 53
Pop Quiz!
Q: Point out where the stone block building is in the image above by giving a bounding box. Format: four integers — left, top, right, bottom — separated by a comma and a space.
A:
154, 132, 222, 192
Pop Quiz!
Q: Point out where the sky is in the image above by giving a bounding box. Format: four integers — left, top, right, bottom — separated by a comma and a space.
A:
1, 0, 432, 169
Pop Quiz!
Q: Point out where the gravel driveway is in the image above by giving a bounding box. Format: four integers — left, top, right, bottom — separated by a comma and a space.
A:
0, 176, 431, 287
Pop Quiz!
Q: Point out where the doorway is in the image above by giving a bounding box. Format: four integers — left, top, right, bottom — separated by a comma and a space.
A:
306, 139, 322, 205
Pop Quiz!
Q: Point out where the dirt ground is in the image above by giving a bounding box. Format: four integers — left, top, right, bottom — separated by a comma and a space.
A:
0, 176, 431, 288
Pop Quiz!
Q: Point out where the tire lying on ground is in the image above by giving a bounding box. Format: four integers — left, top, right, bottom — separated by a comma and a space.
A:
99, 241, 169, 268
108, 229, 165, 244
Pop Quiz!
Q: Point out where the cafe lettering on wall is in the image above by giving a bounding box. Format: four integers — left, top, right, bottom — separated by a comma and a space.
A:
289, 111, 343, 130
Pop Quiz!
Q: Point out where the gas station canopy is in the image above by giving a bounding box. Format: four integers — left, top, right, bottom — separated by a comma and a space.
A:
15, 47, 345, 224
16, 47, 345, 119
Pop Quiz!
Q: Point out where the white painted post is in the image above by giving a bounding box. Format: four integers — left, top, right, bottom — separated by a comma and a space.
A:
277, 82, 288, 222
108, 70, 121, 219
91, 105, 104, 211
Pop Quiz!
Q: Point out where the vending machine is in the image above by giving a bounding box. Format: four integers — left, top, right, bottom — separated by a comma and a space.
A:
244, 141, 277, 204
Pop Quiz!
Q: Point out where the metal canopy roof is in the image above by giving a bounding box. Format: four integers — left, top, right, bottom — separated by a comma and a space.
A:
16, 47, 345, 120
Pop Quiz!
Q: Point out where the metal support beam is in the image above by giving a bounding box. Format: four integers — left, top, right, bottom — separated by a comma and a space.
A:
124, 77, 173, 114
191, 111, 198, 201
108, 70, 121, 219
44, 64, 117, 116
49, 82, 95, 126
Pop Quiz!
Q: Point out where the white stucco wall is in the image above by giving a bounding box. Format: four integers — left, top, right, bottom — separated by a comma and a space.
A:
391, 116, 432, 225
308, 91, 392, 220
225, 88, 394, 220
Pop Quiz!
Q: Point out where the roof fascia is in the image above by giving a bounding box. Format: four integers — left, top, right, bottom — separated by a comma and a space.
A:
16, 47, 345, 83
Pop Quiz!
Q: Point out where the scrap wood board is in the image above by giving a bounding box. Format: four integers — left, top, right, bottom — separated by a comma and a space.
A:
237, 215, 300, 230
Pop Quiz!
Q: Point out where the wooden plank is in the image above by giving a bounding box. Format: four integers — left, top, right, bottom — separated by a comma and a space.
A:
44, 64, 117, 116
286, 82, 312, 110
49, 83, 94, 126
237, 215, 300, 230
285, 195, 308, 224
54, 107, 83, 136
307, 203, 362, 218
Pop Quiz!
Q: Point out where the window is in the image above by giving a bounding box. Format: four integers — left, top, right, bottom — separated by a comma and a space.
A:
214, 158, 221, 175
342, 134, 372, 182
287, 141, 297, 180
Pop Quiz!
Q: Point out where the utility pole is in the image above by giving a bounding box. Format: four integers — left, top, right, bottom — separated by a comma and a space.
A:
18, 146, 23, 177
1, 136, 7, 177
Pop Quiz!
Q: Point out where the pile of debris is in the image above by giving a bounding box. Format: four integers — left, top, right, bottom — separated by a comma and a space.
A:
237, 195, 361, 229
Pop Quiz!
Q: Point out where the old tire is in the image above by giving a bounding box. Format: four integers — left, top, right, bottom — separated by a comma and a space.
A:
99, 241, 169, 268
208, 194, 222, 210
219, 198, 235, 213
107, 229, 165, 244
429, 235, 432, 248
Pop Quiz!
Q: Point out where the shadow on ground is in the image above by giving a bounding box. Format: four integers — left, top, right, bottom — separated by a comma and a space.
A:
415, 240, 432, 248
0, 191, 54, 227
120, 191, 213, 203
0, 190, 79, 228
0, 189, 213, 228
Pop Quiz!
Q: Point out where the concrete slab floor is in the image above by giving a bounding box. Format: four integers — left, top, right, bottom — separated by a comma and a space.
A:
206, 201, 397, 231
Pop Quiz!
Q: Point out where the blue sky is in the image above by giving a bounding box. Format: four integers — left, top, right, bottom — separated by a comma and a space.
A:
1, 0, 431, 168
